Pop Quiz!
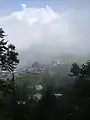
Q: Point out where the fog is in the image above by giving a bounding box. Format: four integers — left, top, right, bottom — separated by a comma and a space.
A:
0, 1, 90, 67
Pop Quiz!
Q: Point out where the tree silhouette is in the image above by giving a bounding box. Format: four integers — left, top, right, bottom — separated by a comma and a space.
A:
80, 61, 90, 79
0, 28, 19, 100
70, 61, 90, 80
69, 60, 90, 120
69, 62, 80, 78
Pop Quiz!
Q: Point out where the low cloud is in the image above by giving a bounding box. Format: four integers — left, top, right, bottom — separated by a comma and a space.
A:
0, 4, 90, 55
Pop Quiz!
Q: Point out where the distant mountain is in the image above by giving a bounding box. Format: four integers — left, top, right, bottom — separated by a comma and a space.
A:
18, 42, 90, 68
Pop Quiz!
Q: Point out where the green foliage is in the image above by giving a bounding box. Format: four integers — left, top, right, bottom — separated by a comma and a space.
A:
70, 62, 80, 76
0, 28, 19, 102
70, 61, 90, 80
80, 60, 90, 79
7, 44, 19, 71
0, 28, 19, 72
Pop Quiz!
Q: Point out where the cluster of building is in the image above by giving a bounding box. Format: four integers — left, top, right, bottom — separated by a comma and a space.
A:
52, 60, 64, 66
16, 84, 63, 104
15, 60, 66, 77
14, 67, 46, 78
0, 59, 68, 80
0, 60, 65, 105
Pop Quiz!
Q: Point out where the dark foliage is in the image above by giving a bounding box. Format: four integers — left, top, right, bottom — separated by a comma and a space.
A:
0, 28, 19, 72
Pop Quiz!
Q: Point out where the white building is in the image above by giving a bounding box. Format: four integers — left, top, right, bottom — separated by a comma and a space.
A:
35, 84, 43, 91
53, 60, 64, 66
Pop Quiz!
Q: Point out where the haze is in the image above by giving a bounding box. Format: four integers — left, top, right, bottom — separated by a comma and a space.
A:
0, 0, 90, 66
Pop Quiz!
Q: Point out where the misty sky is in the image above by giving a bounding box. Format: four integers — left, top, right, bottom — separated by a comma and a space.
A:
0, 0, 90, 55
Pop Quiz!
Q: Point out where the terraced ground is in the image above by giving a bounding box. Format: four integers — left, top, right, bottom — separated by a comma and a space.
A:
15, 74, 41, 86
